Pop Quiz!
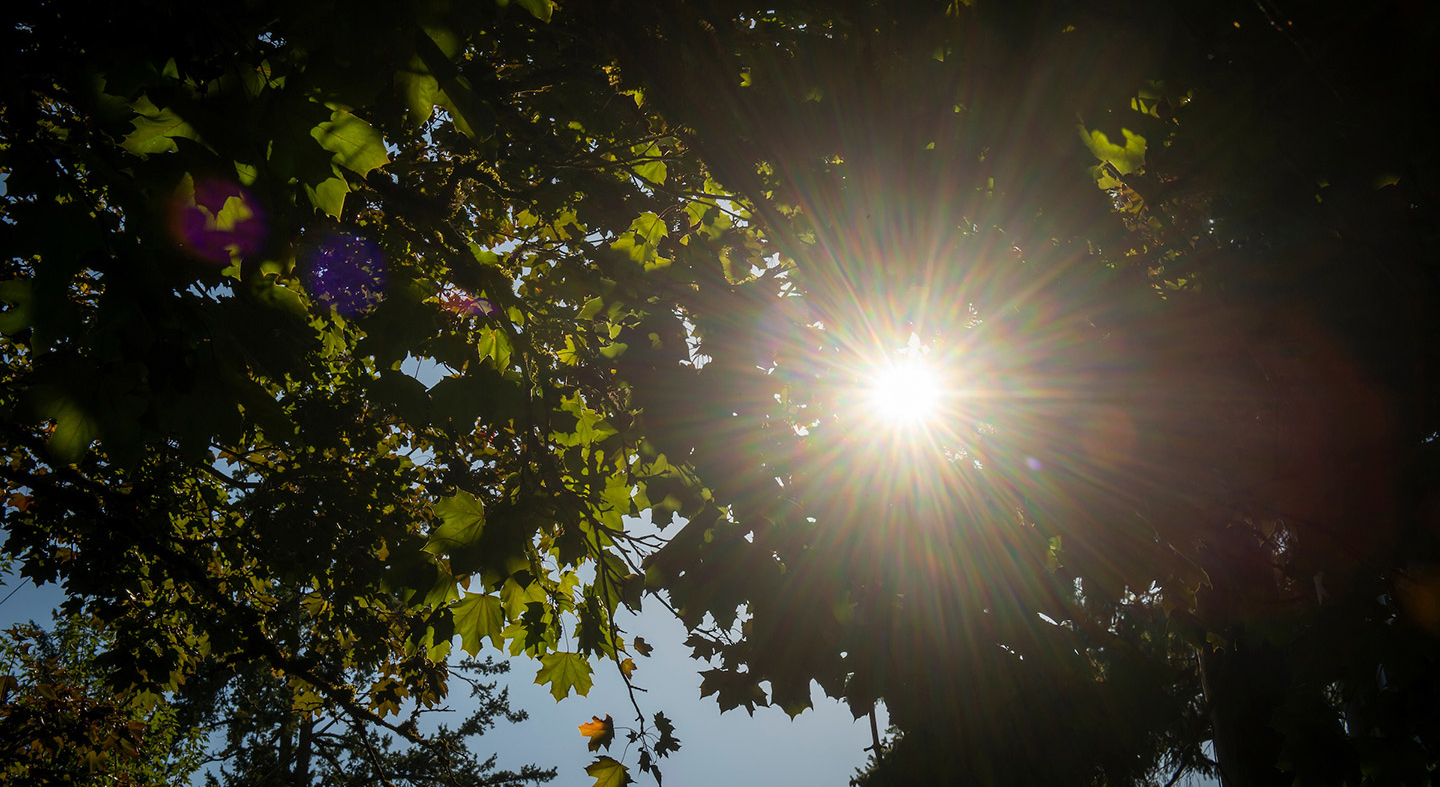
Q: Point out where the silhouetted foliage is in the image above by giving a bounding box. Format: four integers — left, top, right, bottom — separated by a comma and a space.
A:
3, 1, 1438, 785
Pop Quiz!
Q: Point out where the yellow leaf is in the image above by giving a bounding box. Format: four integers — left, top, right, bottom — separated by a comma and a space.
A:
578, 713, 615, 751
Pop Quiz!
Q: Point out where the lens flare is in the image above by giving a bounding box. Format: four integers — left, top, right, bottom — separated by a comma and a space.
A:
439, 286, 498, 318
168, 176, 267, 265
302, 233, 388, 315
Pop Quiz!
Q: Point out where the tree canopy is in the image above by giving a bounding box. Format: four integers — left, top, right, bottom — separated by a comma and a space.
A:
2, 1, 1438, 786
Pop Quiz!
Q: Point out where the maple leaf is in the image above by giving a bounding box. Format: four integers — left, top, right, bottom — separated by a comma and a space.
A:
535, 651, 593, 701
699, 668, 768, 714
652, 711, 681, 756
578, 713, 615, 751
586, 756, 632, 787
423, 490, 486, 554
451, 592, 504, 655
619, 657, 636, 680
632, 636, 653, 656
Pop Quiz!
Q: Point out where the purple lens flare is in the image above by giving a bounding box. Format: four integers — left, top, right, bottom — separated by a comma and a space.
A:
169, 177, 268, 265
302, 233, 389, 315
439, 286, 498, 318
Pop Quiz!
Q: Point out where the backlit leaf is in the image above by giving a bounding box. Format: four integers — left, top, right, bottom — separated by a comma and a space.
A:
32, 387, 97, 464
312, 108, 390, 177
305, 174, 349, 218
513, 0, 554, 22
1079, 126, 1147, 176
423, 491, 486, 554
535, 651, 593, 701
631, 141, 667, 185
452, 592, 505, 654
121, 96, 199, 155
396, 67, 440, 126
579, 296, 605, 320
477, 327, 513, 370
578, 713, 615, 751
585, 756, 631, 787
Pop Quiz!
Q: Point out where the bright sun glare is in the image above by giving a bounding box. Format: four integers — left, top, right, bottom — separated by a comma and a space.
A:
868, 357, 942, 426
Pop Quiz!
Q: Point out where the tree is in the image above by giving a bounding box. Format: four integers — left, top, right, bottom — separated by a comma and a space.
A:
0, 0, 722, 781
0, 614, 207, 786
3, 1, 1438, 786
0, 610, 550, 787
194, 656, 554, 787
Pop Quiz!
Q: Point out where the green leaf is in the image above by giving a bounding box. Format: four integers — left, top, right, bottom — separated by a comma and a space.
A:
684, 199, 713, 227
121, 96, 200, 155
630, 212, 667, 245
396, 67, 440, 126
413, 31, 496, 141
1078, 126, 1147, 177
423, 491, 486, 554
0, 280, 34, 334
535, 651, 593, 701
469, 244, 502, 266
631, 141, 667, 185
577, 597, 617, 658
477, 327, 513, 370
33, 388, 98, 464
234, 160, 259, 186
585, 756, 631, 787
312, 108, 390, 177
305, 173, 349, 218
558, 336, 582, 366
578, 296, 604, 320
500, 575, 547, 618
291, 688, 324, 714
513, 0, 554, 22
436, 86, 495, 141
451, 592, 505, 654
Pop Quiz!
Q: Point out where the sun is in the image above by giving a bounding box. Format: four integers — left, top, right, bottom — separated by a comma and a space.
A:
867, 356, 943, 426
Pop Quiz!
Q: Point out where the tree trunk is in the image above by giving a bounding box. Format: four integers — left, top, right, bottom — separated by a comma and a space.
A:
1198, 526, 1291, 787
295, 714, 313, 787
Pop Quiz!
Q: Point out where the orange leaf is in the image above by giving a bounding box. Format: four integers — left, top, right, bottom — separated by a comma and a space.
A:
578, 713, 615, 752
